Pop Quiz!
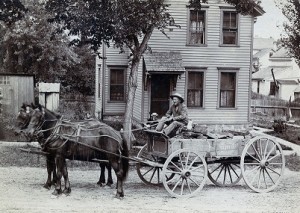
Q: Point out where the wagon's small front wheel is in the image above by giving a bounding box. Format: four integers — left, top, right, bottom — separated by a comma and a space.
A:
136, 145, 174, 186
241, 136, 285, 193
162, 149, 207, 198
207, 159, 242, 187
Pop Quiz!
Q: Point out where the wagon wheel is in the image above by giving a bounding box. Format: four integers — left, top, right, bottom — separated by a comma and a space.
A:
162, 149, 207, 198
241, 136, 285, 193
207, 159, 242, 187
136, 145, 174, 186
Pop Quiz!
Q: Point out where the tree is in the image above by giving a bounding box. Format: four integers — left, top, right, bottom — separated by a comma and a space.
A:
0, 0, 26, 26
46, 0, 260, 148
0, 2, 96, 95
276, 0, 300, 65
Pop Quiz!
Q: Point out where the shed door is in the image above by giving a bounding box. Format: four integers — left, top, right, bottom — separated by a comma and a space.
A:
151, 75, 171, 117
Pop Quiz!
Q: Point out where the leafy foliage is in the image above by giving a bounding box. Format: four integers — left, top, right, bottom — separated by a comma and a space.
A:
0, 2, 95, 95
1, 5, 78, 81
46, 0, 114, 53
277, 0, 300, 65
0, 0, 26, 26
189, 0, 261, 15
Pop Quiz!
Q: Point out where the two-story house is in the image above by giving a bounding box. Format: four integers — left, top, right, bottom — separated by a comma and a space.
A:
252, 45, 300, 101
95, 0, 264, 129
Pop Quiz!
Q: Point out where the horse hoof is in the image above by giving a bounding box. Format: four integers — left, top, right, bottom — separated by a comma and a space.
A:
52, 189, 62, 196
97, 182, 105, 187
43, 184, 51, 190
63, 188, 71, 195
115, 192, 124, 199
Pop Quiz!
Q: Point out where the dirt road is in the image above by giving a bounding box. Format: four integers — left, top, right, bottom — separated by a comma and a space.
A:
0, 142, 299, 213
0, 165, 299, 213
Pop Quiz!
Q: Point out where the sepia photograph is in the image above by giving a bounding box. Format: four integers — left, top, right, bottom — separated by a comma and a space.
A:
0, 0, 299, 212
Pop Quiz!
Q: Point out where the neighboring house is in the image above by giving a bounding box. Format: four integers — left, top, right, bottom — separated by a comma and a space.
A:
253, 37, 275, 55
95, 0, 264, 128
0, 73, 35, 115
252, 46, 300, 101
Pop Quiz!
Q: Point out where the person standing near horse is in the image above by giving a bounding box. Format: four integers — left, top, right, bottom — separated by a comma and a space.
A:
155, 92, 189, 137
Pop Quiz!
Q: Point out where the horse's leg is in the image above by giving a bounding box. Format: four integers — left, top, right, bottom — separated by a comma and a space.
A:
52, 155, 63, 195
62, 159, 71, 195
110, 160, 124, 198
43, 156, 53, 189
51, 159, 57, 186
106, 163, 113, 187
97, 163, 106, 187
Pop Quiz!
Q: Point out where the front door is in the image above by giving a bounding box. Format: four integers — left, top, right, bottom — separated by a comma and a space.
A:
151, 75, 170, 117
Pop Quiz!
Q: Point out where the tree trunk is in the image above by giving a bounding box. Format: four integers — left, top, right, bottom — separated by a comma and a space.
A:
123, 59, 140, 149
123, 29, 154, 149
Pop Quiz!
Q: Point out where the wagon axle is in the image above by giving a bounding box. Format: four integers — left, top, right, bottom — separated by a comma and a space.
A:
181, 170, 191, 179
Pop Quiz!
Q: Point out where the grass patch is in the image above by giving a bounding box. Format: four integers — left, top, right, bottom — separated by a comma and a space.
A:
285, 154, 300, 171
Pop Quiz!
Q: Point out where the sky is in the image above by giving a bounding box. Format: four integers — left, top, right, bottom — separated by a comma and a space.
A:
254, 0, 287, 39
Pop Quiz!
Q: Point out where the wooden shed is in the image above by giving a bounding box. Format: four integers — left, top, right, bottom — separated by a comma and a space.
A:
38, 83, 60, 111
0, 73, 35, 115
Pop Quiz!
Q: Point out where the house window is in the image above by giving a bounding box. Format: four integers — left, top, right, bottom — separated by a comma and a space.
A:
187, 71, 204, 107
110, 68, 125, 101
220, 72, 236, 108
222, 11, 238, 45
188, 10, 206, 45
0, 76, 10, 85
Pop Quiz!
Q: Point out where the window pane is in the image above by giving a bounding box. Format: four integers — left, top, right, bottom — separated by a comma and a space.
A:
220, 72, 236, 108
223, 12, 237, 28
188, 90, 203, 107
223, 11, 237, 45
221, 72, 235, 90
220, 91, 235, 107
110, 68, 125, 101
189, 10, 205, 45
223, 31, 237, 44
188, 72, 203, 107
111, 69, 124, 84
110, 85, 124, 101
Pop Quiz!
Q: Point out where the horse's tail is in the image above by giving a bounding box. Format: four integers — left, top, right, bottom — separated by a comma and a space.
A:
121, 140, 129, 180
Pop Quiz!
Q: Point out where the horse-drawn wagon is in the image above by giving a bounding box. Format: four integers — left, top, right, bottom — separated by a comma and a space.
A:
15, 104, 285, 198
134, 127, 285, 198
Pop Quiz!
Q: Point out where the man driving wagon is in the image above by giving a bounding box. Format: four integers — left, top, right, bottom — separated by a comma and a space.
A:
155, 92, 189, 137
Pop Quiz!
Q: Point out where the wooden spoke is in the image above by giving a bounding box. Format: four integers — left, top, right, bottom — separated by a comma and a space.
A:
241, 136, 285, 193
162, 149, 207, 198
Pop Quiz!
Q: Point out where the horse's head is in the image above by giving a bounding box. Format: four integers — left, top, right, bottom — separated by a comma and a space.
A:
15, 104, 33, 135
26, 104, 46, 138
15, 103, 45, 139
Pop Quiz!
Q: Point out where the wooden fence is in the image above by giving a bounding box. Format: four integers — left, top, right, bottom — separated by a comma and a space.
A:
251, 99, 300, 119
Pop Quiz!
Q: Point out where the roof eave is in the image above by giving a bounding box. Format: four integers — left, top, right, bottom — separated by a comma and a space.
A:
253, 5, 265, 17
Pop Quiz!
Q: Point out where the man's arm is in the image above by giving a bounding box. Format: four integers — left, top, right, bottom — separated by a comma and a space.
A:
173, 105, 188, 123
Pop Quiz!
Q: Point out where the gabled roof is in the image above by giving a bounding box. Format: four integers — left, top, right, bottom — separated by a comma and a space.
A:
253, 48, 273, 58
252, 66, 300, 81
294, 86, 300, 93
144, 51, 185, 74
277, 79, 298, 85
270, 47, 290, 58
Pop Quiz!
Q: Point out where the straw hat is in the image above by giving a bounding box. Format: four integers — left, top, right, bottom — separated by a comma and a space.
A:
170, 92, 184, 103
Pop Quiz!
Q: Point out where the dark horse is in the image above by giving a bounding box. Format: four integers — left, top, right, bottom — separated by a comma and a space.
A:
16, 104, 128, 197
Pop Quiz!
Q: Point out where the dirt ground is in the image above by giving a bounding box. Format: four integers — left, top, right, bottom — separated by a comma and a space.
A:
0, 143, 300, 213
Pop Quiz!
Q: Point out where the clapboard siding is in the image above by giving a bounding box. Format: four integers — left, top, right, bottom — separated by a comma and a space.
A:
95, 0, 257, 125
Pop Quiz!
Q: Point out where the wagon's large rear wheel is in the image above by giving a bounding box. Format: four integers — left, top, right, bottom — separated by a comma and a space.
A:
136, 145, 174, 186
162, 149, 207, 198
207, 159, 242, 187
241, 136, 285, 193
